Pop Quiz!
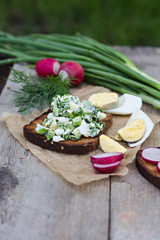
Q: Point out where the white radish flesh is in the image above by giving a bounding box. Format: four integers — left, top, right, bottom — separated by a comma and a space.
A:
92, 161, 121, 174
90, 152, 123, 174
141, 147, 160, 165
90, 152, 123, 164
157, 162, 160, 173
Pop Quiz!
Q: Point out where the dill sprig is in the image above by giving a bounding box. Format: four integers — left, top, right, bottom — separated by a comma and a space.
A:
10, 69, 71, 115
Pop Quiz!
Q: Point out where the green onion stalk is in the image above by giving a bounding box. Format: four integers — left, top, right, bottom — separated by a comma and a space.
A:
0, 31, 159, 109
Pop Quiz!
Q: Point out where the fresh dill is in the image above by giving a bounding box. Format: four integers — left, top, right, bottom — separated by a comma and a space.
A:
10, 69, 71, 115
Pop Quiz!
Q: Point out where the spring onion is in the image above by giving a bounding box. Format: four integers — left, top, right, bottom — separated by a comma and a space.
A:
0, 31, 159, 109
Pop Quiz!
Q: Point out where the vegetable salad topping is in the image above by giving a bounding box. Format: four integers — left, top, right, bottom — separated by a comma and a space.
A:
36, 94, 106, 142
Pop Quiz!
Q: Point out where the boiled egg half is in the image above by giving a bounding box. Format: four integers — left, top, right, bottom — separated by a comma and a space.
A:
105, 93, 142, 115
88, 92, 119, 110
116, 109, 154, 147
88, 92, 142, 115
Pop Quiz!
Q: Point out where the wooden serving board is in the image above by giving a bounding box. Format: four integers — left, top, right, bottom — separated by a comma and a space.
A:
136, 150, 160, 188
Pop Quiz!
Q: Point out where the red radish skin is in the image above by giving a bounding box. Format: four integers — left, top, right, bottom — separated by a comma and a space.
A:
141, 147, 160, 165
91, 152, 123, 165
157, 162, 160, 173
59, 61, 84, 86
90, 152, 123, 174
35, 58, 61, 77
93, 161, 121, 174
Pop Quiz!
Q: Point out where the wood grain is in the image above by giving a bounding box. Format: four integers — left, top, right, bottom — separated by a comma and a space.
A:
0, 48, 160, 240
0, 64, 110, 240
110, 47, 160, 240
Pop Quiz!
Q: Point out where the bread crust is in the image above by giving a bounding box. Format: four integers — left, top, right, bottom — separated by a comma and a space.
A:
136, 149, 160, 188
23, 110, 112, 154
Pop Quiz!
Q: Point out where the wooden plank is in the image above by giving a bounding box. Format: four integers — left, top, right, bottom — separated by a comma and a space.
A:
110, 47, 160, 240
0, 64, 110, 240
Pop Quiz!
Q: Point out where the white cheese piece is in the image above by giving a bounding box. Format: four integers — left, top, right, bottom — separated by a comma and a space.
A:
50, 119, 57, 131
88, 92, 119, 110
47, 112, 54, 119
105, 94, 142, 115
97, 111, 106, 120
63, 128, 71, 135
55, 128, 64, 136
77, 119, 91, 137
70, 102, 78, 111
52, 136, 64, 142
56, 117, 69, 123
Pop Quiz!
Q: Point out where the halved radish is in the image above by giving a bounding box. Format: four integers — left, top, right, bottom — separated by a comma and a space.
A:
141, 147, 160, 165
92, 161, 121, 174
157, 162, 160, 173
90, 152, 124, 164
59, 61, 84, 86
90, 152, 123, 174
35, 58, 61, 77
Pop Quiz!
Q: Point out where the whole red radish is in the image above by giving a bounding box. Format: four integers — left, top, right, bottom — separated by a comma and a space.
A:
59, 61, 84, 86
35, 58, 61, 77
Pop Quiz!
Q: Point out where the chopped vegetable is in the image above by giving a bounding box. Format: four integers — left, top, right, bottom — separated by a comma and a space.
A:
36, 94, 106, 141
35, 58, 60, 77
59, 61, 84, 86
0, 32, 160, 109
90, 152, 123, 174
90, 152, 124, 164
141, 147, 160, 165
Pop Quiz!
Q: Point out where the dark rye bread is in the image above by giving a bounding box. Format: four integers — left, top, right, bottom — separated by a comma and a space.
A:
23, 110, 112, 155
136, 149, 160, 188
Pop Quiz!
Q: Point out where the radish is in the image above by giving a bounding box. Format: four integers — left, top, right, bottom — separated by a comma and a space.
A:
35, 58, 61, 77
90, 152, 123, 174
157, 162, 160, 173
91, 152, 124, 164
59, 61, 84, 86
141, 147, 160, 165
92, 161, 121, 174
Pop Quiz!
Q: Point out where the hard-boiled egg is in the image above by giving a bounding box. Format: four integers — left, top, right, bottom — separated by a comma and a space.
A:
105, 94, 142, 115
117, 119, 146, 143
88, 92, 119, 110
99, 135, 127, 154
119, 109, 154, 147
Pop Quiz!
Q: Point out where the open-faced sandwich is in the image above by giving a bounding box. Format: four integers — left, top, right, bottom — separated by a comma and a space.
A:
23, 94, 112, 154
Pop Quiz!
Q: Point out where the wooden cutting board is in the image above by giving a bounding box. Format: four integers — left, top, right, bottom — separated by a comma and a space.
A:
136, 150, 160, 188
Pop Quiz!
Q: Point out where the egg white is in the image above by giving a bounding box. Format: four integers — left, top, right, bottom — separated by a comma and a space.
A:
105, 94, 142, 115
126, 109, 154, 147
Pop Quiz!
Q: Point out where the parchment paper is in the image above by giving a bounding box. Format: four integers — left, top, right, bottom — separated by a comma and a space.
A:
1, 85, 160, 185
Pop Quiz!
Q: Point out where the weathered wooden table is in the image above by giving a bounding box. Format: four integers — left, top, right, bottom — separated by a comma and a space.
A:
0, 47, 160, 240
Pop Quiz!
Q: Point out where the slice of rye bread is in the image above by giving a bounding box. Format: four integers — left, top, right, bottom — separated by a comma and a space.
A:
136, 149, 160, 188
23, 110, 113, 154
